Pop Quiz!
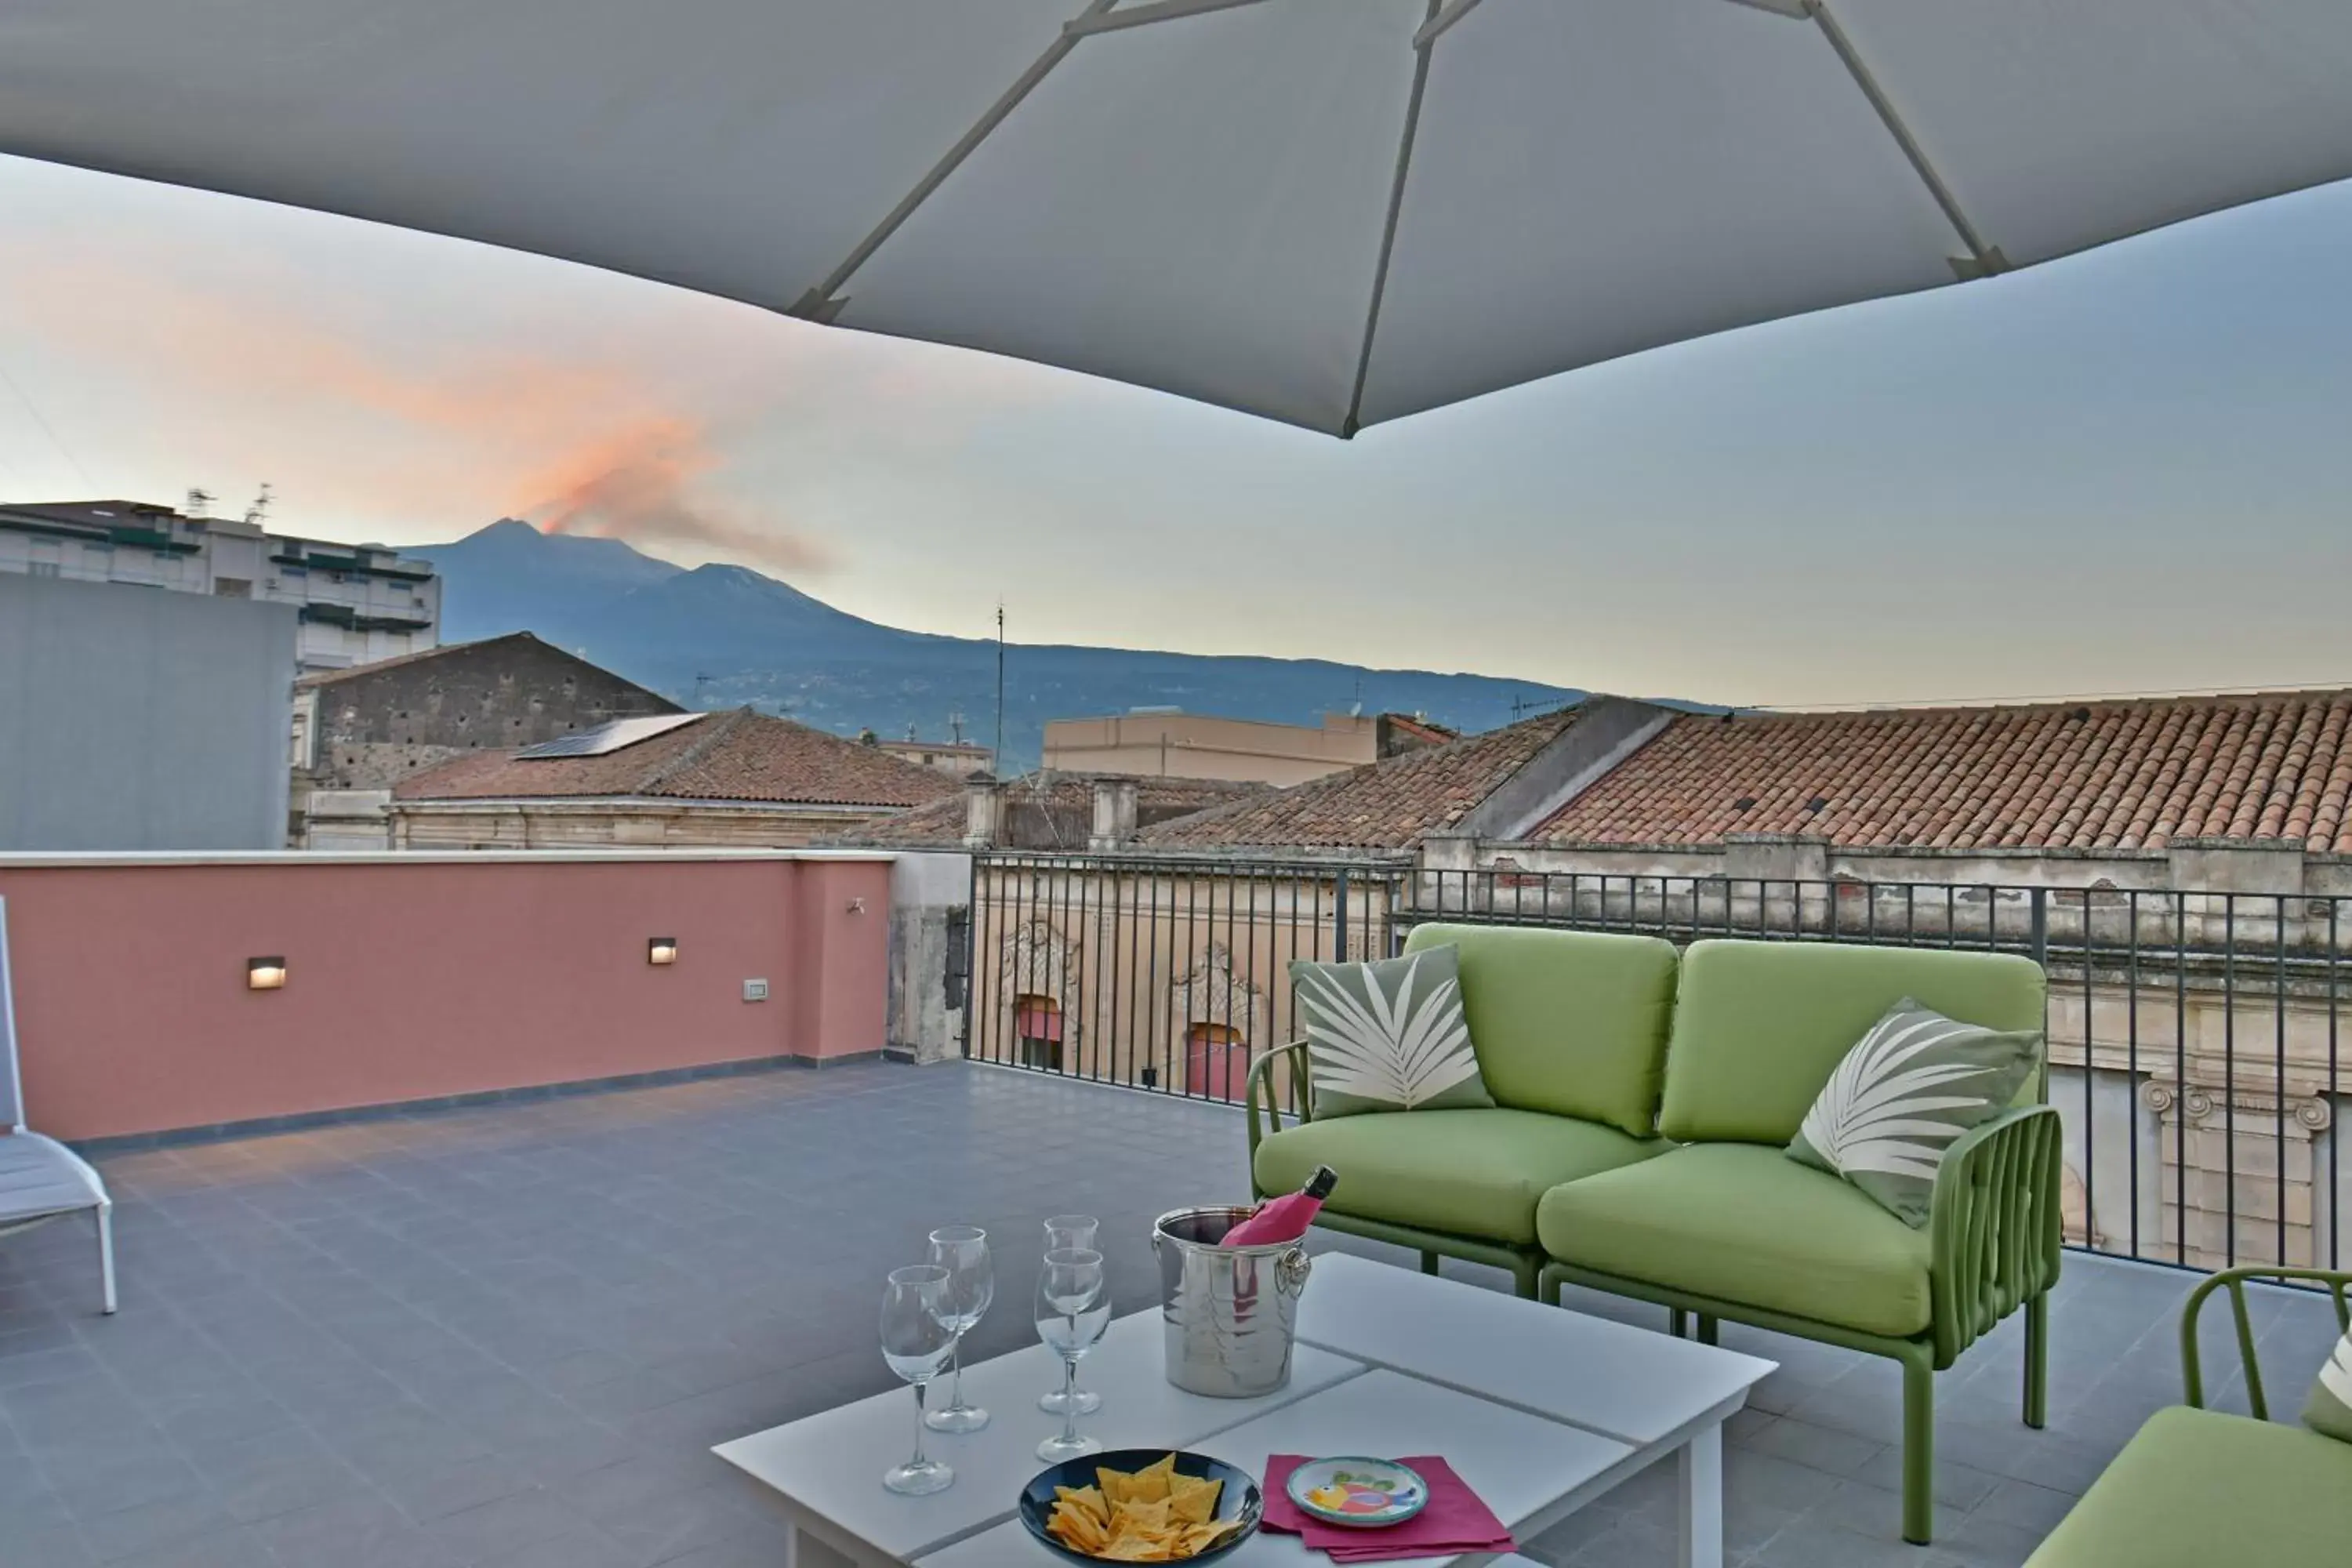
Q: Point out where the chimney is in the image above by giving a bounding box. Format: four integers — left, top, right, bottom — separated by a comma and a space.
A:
1090, 778, 1139, 851
963, 774, 1004, 848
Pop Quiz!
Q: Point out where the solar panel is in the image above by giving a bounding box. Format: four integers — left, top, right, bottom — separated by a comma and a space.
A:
515, 713, 702, 760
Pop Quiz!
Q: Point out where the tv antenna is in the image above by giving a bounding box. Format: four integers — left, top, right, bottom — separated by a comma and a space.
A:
693, 673, 719, 709
1511, 690, 1571, 721
947, 708, 967, 746
243, 482, 274, 527
183, 487, 215, 518
993, 602, 1007, 771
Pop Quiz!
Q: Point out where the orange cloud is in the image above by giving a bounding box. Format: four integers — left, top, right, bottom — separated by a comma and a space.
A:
0, 242, 831, 574
523, 416, 829, 572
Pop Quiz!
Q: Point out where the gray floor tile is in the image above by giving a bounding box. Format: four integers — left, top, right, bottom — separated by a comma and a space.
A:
0, 1062, 2255, 1568
425, 1486, 582, 1563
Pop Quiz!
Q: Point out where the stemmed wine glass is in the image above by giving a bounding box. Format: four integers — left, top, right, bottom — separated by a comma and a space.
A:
1034, 1247, 1110, 1463
1039, 1216, 1102, 1415
878, 1265, 957, 1495
924, 1225, 993, 1433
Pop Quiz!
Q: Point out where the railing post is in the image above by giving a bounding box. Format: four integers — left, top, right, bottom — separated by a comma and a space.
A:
2029, 887, 2049, 968
1334, 869, 1352, 963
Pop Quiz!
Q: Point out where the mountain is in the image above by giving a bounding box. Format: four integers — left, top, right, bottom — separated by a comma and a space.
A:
420, 521, 1590, 768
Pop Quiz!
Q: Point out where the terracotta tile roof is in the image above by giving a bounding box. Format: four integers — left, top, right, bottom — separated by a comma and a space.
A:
394, 708, 961, 808
1534, 691, 2352, 855
1135, 711, 1578, 852
839, 774, 1267, 848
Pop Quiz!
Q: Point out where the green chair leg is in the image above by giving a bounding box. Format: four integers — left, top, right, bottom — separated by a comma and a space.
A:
1669, 1308, 1689, 1338
1695, 1314, 1719, 1346
1419, 1250, 1439, 1276
1510, 1254, 1540, 1300
1901, 1354, 1935, 1546
2024, 1290, 2049, 1429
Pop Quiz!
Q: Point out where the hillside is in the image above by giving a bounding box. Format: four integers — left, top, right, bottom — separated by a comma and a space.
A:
422, 521, 1588, 768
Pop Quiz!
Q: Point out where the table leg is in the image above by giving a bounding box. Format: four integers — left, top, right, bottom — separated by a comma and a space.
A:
1675, 1421, 1724, 1568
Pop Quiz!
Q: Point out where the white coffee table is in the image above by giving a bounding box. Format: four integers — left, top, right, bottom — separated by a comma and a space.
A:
717, 1253, 1772, 1568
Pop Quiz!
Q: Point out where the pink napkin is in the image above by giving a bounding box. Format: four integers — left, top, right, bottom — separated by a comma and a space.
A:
1261, 1454, 1516, 1563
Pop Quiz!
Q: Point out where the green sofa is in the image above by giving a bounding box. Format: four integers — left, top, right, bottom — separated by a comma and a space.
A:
1246, 924, 2062, 1545
2022, 1267, 2352, 1566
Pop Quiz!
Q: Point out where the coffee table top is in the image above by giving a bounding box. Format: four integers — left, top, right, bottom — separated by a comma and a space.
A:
1294, 1254, 1776, 1447
916, 1368, 1632, 1568
717, 1253, 1775, 1568
713, 1308, 1366, 1565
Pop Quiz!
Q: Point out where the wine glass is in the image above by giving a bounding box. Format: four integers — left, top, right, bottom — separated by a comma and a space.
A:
1034, 1247, 1110, 1462
1040, 1217, 1103, 1416
878, 1265, 957, 1495
924, 1225, 993, 1433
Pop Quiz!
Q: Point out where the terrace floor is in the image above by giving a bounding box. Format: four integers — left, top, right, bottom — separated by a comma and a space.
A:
1, 1061, 2343, 1568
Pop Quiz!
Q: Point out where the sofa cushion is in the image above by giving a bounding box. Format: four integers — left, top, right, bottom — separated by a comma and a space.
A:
1661, 938, 2046, 1145
1254, 1108, 1664, 1248
1536, 1142, 1933, 1338
1402, 923, 1678, 1138
1290, 945, 1494, 1118
2022, 1406, 2352, 1567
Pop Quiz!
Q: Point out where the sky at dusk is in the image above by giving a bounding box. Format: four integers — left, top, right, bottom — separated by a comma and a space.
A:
2, 150, 2348, 711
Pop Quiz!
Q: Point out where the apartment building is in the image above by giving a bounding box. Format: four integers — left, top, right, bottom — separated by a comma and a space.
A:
0, 498, 439, 673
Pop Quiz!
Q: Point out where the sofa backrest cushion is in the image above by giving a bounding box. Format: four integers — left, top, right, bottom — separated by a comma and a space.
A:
1660, 938, 2046, 1145
1401, 923, 1679, 1137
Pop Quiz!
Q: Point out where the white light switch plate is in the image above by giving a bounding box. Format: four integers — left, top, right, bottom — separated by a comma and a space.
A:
742, 978, 769, 1002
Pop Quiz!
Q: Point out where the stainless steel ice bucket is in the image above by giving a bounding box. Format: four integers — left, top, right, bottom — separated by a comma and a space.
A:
1151, 1205, 1312, 1399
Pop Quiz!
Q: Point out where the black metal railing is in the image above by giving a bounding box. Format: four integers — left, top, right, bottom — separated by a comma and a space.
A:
966, 853, 2347, 1272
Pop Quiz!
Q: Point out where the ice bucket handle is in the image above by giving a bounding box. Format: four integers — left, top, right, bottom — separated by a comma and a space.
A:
1277, 1247, 1311, 1296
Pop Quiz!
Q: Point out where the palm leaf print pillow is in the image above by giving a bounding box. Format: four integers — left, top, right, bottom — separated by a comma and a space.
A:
1787, 997, 2041, 1226
1290, 946, 1494, 1118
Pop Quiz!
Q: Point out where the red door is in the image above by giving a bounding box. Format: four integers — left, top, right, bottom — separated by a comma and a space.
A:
1185, 1023, 1247, 1102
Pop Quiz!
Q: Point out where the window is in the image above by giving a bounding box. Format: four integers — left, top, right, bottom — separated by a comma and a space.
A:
27, 561, 58, 579
1014, 993, 1064, 1071
214, 577, 252, 599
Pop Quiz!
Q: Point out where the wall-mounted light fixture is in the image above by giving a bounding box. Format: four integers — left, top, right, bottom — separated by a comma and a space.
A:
647, 938, 678, 967
247, 956, 288, 991
844, 898, 867, 915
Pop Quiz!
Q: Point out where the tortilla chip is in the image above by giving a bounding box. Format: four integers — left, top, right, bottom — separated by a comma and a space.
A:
1055, 1484, 1109, 1526
1166, 1474, 1221, 1525
1115, 1497, 1172, 1533
1096, 1465, 1145, 1506
1179, 1521, 1235, 1554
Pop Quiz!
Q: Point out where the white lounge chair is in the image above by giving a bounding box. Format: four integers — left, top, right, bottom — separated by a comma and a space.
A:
0, 896, 115, 1314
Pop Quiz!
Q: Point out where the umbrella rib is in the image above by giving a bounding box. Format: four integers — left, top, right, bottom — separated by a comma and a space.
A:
1341, 0, 1443, 439
1802, 0, 2006, 278
1411, 0, 1486, 52
789, 0, 1123, 321
1067, 0, 1274, 38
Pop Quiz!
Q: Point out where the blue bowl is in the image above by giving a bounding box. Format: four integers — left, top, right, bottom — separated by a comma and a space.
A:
1018, 1449, 1262, 1565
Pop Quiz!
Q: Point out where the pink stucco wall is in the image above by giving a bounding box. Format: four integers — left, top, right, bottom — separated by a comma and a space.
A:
0, 853, 893, 1142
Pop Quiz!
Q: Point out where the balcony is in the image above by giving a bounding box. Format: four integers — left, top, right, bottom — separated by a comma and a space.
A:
2, 851, 2347, 1568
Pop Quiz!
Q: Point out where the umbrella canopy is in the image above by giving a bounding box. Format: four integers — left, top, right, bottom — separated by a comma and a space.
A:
2, 0, 2348, 435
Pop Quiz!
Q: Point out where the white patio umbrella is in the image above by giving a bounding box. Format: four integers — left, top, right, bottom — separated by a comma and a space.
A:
2, 0, 2348, 435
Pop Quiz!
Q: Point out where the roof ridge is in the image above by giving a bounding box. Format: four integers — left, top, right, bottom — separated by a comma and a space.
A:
1754, 686, 2352, 720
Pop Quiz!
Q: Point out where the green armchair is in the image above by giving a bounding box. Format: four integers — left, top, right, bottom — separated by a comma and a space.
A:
2024, 1267, 2352, 1566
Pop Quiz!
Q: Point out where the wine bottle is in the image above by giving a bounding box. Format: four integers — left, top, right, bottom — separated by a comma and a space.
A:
1220, 1165, 1338, 1247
